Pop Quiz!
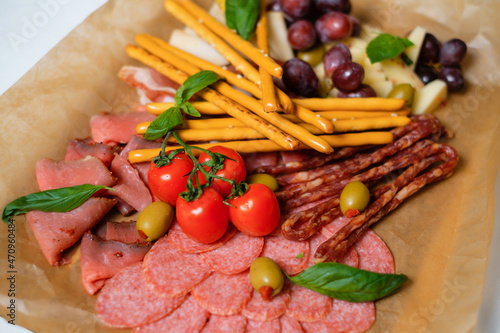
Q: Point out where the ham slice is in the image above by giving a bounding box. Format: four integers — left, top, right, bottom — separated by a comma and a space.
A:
120, 135, 162, 186
80, 233, 151, 294
65, 138, 121, 167
90, 112, 156, 145
109, 154, 152, 212
26, 197, 116, 266
96, 221, 144, 244
118, 66, 179, 104
35, 156, 115, 192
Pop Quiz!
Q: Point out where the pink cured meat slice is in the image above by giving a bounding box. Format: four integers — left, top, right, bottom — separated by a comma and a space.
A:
90, 111, 156, 145
354, 229, 395, 274
143, 236, 212, 297
300, 321, 329, 333
192, 271, 253, 315
324, 300, 375, 332
101, 221, 144, 244
96, 262, 186, 328
120, 136, 161, 185
200, 232, 264, 275
241, 151, 279, 174
280, 315, 304, 333
65, 138, 121, 167
201, 314, 247, 333
320, 215, 352, 239
134, 295, 210, 333
308, 232, 359, 268
241, 286, 291, 321
119, 66, 179, 104
246, 318, 281, 333
285, 284, 333, 322
168, 222, 236, 254
260, 234, 310, 276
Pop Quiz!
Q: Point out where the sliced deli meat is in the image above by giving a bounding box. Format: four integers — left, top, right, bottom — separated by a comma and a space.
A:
90, 111, 156, 145
168, 221, 236, 254
246, 318, 281, 333
241, 285, 291, 322
65, 138, 121, 167
120, 135, 162, 185
119, 66, 179, 104
35, 156, 115, 191
260, 234, 310, 276
280, 315, 305, 333
354, 228, 395, 274
324, 300, 376, 332
285, 284, 333, 322
96, 261, 186, 328
26, 197, 116, 266
201, 314, 247, 333
96, 221, 144, 244
80, 233, 150, 294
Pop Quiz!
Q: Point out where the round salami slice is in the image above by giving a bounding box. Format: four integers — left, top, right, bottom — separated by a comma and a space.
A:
279, 315, 304, 333
241, 285, 291, 321
308, 232, 359, 268
260, 234, 310, 276
354, 229, 395, 274
324, 300, 375, 332
192, 271, 253, 315
246, 318, 281, 333
300, 320, 329, 333
96, 262, 186, 328
285, 284, 333, 322
143, 235, 213, 297
134, 295, 210, 333
201, 314, 247, 333
320, 215, 352, 239
200, 232, 264, 275
168, 222, 236, 254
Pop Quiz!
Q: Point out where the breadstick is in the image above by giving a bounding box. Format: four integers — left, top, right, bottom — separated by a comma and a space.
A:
293, 97, 406, 111
147, 102, 225, 115
281, 109, 410, 122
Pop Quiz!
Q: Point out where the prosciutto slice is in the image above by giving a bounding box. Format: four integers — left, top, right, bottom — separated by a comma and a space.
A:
80, 233, 151, 294
26, 197, 116, 266
90, 112, 156, 145
65, 138, 121, 167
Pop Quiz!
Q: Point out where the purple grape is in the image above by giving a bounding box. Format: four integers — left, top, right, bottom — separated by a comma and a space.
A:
282, 58, 319, 97
418, 33, 440, 64
415, 64, 439, 84
280, 0, 311, 20
337, 84, 376, 98
323, 43, 352, 78
315, 11, 352, 43
288, 20, 317, 51
438, 66, 465, 92
439, 39, 467, 66
348, 16, 361, 37
314, 0, 352, 14
332, 61, 364, 91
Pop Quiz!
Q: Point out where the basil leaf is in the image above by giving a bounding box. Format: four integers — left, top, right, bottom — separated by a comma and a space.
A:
225, 0, 260, 40
144, 106, 183, 141
176, 70, 221, 105
2, 184, 113, 223
366, 33, 414, 64
181, 102, 201, 117
287, 262, 408, 302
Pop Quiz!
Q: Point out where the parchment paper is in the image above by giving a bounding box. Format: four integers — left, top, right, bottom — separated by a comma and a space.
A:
1, 0, 499, 332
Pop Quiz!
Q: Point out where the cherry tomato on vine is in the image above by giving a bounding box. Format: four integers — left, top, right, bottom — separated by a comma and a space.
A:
198, 146, 246, 197
176, 187, 229, 244
227, 183, 280, 237
147, 152, 194, 206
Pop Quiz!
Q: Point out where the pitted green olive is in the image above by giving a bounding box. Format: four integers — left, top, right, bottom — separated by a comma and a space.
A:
246, 173, 279, 192
388, 83, 415, 108
339, 181, 370, 216
136, 201, 174, 242
297, 44, 325, 67
250, 257, 284, 300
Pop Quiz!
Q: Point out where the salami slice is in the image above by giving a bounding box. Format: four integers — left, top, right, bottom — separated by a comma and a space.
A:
324, 300, 375, 332
300, 320, 329, 333
354, 229, 395, 274
96, 262, 186, 328
134, 295, 210, 333
285, 284, 333, 322
143, 235, 213, 297
168, 222, 237, 254
308, 232, 359, 268
279, 315, 304, 333
241, 286, 291, 321
201, 314, 247, 333
246, 318, 281, 333
260, 234, 310, 276
192, 271, 253, 315
320, 215, 352, 239
200, 232, 264, 275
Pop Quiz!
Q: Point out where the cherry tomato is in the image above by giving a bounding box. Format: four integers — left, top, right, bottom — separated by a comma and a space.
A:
198, 146, 246, 197
147, 152, 194, 206
227, 183, 280, 237
176, 187, 229, 244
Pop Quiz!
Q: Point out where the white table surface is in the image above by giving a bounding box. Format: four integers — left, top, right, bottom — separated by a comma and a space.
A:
1, 2, 499, 333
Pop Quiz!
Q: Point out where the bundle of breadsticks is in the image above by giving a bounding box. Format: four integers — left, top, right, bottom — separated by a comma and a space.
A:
126, 0, 411, 163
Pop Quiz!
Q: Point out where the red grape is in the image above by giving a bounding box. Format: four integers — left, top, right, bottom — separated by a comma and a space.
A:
332, 61, 364, 91
323, 43, 352, 78
288, 20, 317, 51
438, 66, 465, 92
439, 39, 467, 66
315, 11, 352, 43
348, 16, 361, 37
415, 64, 439, 84
314, 0, 352, 14
337, 84, 376, 98
282, 58, 319, 97
418, 33, 440, 64
280, 0, 311, 20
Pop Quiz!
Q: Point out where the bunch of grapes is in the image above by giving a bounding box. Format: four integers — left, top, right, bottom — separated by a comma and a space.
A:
416, 33, 467, 93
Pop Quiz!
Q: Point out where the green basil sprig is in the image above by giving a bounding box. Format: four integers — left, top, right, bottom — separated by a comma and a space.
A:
286, 262, 408, 302
143, 70, 221, 141
2, 184, 114, 223
366, 33, 414, 65
225, 0, 260, 40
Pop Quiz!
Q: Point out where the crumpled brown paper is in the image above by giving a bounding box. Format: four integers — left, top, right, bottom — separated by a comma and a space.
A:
1, 0, 499, 332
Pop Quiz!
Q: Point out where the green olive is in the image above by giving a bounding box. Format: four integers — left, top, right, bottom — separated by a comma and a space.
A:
339, 181, 370, 215
136, 201, 174, 242
250, 257, 284, 299
246, 173, 279, 192
297, 44, 325, 67
388, 83, 415, 108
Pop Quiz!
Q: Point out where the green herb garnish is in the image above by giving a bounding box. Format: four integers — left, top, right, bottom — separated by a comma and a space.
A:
2, 184, 114, 223
286, 262, 408, 302
296, 253, 304, 259
225, 0, 260, 40
366, 33, 414, 64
